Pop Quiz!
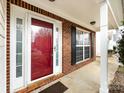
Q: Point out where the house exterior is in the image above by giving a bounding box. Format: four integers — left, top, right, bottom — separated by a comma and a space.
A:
96, 29, 119, 56
0, 0, 123, 93
3, 0, 96, 93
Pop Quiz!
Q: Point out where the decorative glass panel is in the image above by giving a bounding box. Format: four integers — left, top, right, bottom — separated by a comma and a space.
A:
16, 54, 22, 66
16, 18, 23, 78
16, 30, 22, 41
16, 66, 22, 77
16, 42, 22, 53
16, 18, 23, 24
56, 27, 59, 66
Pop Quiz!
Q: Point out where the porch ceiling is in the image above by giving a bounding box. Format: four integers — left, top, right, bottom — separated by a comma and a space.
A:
24, 0, 123, 32
108, 0, 123, 26
122, 0, 124, 19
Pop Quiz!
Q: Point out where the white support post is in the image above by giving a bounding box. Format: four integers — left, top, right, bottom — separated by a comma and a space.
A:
100, 1, 109, 93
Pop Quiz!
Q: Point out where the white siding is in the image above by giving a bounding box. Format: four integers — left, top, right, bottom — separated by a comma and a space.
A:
0, 0, 6, 93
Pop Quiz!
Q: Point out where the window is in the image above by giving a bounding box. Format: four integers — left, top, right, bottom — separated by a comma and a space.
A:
76, 29, 91, 62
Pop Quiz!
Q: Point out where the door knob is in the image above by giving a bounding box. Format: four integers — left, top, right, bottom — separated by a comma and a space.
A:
53, 46, 56, 51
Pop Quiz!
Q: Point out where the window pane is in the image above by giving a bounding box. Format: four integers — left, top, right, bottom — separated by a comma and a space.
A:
16, 18, 23, 30
76, 47, 83, 62
84, 32, 90, 45
16, 42, 22, 53
16, 66, 22, 78
16, 30, 22, 41
16, 18, 23, 24
84, 46, 90, 59
16, 54, 22, 66
76, 31, 83, 45
16, 18, 23, 78
76, 30, 83, 62
56, 29, 59, 66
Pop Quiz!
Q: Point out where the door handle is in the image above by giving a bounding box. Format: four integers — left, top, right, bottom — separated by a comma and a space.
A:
53, 46, 56, 51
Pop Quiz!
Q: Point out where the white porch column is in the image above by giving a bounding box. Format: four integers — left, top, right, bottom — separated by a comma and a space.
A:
100, 1, 109, 93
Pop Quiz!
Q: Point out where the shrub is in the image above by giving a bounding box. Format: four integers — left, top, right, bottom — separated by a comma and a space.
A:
117, 28, 124, 66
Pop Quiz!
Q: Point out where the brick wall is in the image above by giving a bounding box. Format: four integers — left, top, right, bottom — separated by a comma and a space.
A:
6, 0, 96, 93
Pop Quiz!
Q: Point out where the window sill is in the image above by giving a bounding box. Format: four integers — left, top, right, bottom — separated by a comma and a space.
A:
76, 58, 90, 64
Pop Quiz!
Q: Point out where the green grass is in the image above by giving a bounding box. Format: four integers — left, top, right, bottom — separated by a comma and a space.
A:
118, 66, 124, 72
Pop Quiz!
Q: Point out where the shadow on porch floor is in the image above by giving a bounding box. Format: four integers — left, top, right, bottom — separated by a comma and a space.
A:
31, 56, 118, 93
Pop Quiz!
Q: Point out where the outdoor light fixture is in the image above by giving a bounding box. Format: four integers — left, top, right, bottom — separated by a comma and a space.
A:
90, 21, 96, 25
49, 0, 55, 2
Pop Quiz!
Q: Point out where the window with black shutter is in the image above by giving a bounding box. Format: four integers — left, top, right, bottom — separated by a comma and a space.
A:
71, 27, 92, 65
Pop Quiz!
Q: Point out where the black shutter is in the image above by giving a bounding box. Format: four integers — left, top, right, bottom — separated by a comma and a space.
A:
71, 26, 76, 65
91, 33, 94, 58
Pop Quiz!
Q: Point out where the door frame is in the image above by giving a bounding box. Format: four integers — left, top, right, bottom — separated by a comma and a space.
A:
10, 5, 26, 92
10, 4, 62, 93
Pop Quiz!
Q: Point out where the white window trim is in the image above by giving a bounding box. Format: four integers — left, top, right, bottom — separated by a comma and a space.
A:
10, 4, 62, 93
76, 27, 90, 33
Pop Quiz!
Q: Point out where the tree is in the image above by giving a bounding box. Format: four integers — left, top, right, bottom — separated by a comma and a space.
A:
122, 20, 124, 25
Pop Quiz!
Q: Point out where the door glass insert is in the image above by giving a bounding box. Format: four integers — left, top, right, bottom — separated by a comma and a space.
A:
56, 27, 59, 66
31, 18, 53, 80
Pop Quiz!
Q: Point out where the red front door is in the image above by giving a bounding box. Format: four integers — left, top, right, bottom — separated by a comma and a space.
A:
31, 18, 53, 80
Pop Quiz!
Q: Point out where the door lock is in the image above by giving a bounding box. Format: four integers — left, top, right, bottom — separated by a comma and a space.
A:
53, 46, 56, 51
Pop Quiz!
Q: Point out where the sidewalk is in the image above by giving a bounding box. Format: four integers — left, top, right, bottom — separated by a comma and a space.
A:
32, 57, 118, 93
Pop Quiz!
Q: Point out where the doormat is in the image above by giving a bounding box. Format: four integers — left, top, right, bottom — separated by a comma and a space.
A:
39, 81, 68, 93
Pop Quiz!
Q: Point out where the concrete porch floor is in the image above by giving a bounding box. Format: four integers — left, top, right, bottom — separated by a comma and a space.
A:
31, 56, 119, 93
